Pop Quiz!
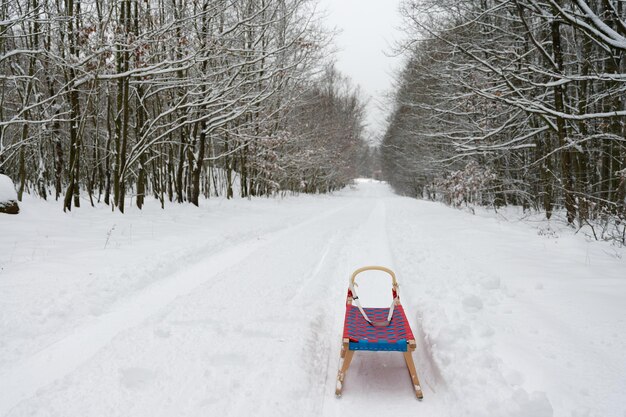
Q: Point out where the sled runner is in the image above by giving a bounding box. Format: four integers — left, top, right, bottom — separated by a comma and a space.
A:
335, 266, 424, 399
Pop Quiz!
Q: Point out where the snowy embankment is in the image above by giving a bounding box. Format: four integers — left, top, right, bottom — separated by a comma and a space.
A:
0, 175, 19, 214
0, 181, 624, 417
0, 175, 17, 203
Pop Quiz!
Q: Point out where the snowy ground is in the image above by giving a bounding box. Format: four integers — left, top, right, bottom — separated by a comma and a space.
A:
1, 180, 625, 417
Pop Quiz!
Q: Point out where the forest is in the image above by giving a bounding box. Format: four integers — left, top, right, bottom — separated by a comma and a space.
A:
3, 0, 626, 244
382, 0, 626, 241
0, 0, 370, 212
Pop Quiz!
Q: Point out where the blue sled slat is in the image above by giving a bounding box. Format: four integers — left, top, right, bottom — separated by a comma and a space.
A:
349, 338, 407, 352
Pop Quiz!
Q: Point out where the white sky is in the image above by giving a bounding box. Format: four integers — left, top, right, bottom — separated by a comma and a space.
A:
317, 0, 406, 142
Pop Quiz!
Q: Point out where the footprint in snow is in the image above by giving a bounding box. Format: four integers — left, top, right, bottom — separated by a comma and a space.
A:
462, 295, 483, 313
475, 322, 495, 338
153, 327, 171, 338
119, 367, 156, 389
479, 275, 501, 290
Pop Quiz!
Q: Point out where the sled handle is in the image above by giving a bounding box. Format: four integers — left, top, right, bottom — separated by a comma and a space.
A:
350, 266, 398, 288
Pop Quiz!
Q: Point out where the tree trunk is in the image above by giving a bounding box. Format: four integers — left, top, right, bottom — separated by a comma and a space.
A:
550, 8, 575, 224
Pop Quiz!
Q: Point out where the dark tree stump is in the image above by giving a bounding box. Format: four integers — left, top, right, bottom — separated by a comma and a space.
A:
0, 200, 19, 214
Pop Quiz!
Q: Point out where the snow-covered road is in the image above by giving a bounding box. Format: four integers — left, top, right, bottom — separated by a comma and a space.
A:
1, 181, 624, 417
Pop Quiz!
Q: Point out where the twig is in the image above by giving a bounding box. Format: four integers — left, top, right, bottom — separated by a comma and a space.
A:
104, 224, 116, 249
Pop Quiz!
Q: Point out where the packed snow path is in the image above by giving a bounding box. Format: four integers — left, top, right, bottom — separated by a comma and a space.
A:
1, 181, 625, 417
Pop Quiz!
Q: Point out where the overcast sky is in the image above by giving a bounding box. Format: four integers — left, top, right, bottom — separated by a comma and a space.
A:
317, 0, 406, 143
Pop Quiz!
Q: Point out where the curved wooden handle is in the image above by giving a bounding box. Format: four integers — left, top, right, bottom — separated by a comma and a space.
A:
350, 266, 398, 287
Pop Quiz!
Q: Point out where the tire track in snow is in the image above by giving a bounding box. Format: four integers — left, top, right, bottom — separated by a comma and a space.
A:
322, 198, 412, 415
0, 201, 356, 417
380, 198, 447, 398
209, 200, 373, 417
255, 204, 375, 415
298, 231, 349, 416
289, 233, 336, 305
297, 201, 383, 416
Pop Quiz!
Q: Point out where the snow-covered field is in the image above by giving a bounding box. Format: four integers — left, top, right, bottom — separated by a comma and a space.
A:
1, 180, 624, 417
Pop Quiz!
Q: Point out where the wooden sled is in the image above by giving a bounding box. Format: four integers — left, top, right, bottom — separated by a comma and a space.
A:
335, 266, 423, 400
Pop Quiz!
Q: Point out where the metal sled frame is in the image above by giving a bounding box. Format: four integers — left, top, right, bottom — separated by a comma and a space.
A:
335, 266, 424, 399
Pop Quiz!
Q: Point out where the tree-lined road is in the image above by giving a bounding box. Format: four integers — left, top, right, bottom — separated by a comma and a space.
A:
1, 181, 624, 416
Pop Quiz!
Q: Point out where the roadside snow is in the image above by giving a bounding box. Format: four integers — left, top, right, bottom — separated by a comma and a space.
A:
387, 198, 626, 417
1, 181, 624, 417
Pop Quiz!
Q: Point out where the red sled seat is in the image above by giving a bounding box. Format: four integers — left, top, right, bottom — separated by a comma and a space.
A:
343, 305, 415, 351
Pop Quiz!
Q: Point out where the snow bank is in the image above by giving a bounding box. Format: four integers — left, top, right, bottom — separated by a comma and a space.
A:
0, 174, 17, 202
